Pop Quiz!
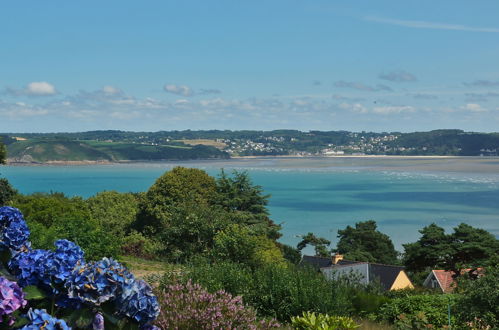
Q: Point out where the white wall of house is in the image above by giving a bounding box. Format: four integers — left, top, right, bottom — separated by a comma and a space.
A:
321, 264, 369, 285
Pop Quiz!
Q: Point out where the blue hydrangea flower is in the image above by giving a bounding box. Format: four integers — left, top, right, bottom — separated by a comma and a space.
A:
21, 308, 71, 330
65, 257, 134, 305
8, 249, 52, 288
48, 239, 85, 284
0, 206, 30, 252
116, 279, 160, 325
0, 276, 27, 326
9, 239, 85, 291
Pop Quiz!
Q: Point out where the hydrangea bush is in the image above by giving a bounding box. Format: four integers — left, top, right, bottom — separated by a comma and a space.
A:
0, 277, 27, 326
0, 206, 160, 329
155, 280, 280, 329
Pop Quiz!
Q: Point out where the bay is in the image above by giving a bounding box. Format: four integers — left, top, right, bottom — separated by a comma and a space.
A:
2, 157, 499, 251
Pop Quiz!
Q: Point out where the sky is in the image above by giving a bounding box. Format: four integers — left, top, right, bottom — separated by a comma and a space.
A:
1, 0, 499, 133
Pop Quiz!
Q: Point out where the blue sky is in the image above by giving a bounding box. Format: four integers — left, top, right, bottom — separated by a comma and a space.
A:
1, 0, 499, 133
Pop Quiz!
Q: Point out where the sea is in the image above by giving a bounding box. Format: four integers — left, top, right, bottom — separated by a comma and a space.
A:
2, 157, 499, 252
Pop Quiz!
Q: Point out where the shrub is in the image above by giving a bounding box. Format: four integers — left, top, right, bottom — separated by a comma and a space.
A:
455, 266, 499, 329
170, 260, 354, 322
378, 294, 456, 328
291, 311, 359, 330
0, 178, 17, 206
121, 230, 161, 259
154, 280, 280, 329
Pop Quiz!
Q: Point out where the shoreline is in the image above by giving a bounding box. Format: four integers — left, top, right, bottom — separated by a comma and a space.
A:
5, 154, 498, 167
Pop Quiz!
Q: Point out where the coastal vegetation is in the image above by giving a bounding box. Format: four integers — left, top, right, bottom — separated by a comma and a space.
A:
2, 128, 499, 164
1, 158, 498, 328
4, 138, 228, 163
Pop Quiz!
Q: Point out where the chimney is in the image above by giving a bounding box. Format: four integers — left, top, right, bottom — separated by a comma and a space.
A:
332, 254, 344, 265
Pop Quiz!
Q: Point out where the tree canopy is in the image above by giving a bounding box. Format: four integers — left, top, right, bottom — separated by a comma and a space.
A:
216, 170, 280, 239
297, 232, 331, 257
403, 223, 499, 277
335, 220, 398, 265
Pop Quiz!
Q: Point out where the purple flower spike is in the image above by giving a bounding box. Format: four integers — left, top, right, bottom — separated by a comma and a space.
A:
92, 313, 105, 330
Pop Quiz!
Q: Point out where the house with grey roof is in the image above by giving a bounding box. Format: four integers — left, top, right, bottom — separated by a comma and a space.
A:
301, 254, 414, 291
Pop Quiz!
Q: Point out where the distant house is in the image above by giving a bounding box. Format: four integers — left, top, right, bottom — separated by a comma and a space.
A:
301, 254, 414, 291
423, 268, 484, 293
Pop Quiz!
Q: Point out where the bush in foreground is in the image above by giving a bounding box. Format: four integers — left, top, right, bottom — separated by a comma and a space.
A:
291, 311, 359, 330
155, 280, 280, 329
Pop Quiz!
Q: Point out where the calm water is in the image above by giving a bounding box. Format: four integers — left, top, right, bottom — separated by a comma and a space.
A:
2, 157, 499, 251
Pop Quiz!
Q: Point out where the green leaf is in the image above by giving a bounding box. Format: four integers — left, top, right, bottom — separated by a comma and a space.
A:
74, 309, 95, 328
23, 285, 47, 300
10, 316, 30, 328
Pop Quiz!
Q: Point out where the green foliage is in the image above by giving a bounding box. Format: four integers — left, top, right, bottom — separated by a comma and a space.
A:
156, 203, 230, 262
291, 311, 359, 330
86, 191, 139, 239
12, 192, 118, 260
211, 223, 285, 268
121, 230, 161, 259
216, 170, 281, 239
378, 294, 456, 328
12, 192, 91, 227
173, 260, 354, 322
0, 178, 17, 206
454, 266, 499, 328
212, 224, 260, 266
136, 167, 218, 234
297, 232, 331, 257
279, 243, 302, 264
336, 221, 399, 265
403, 223, 499, 278
6, 138, 228, 163
351, 291, 390, 316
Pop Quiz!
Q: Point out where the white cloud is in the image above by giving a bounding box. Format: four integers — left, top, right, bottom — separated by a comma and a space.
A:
102, 85, 122, 95
164, 84, 193, 97
366, 16, 499, 33
339, 102, 368, 113
5, 81, 57, 96
462, 103, 487, 112
372, 106, 415, 115
26, 82, 57, 95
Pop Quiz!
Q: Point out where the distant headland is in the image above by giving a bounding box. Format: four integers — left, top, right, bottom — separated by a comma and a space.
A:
1, 129, 498, 164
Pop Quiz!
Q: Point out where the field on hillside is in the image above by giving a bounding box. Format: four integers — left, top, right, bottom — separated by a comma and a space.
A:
7, 138, 229, 163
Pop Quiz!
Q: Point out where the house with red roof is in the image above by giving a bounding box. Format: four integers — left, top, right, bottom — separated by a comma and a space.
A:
423, 268, 484, 293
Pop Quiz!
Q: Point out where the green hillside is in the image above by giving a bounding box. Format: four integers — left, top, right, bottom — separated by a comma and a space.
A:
6, 139, 229, 163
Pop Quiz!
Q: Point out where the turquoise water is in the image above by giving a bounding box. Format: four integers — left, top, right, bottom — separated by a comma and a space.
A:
2, 158, 499, 251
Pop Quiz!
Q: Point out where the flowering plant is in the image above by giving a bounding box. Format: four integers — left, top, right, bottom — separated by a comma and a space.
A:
0, 276, 27, 326
0, 207, 160, 329
20, 308, 70, 330
155, 280, 280, 329
0, 206, 30, 253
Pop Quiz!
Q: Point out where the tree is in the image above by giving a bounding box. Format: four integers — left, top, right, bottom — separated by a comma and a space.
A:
403, 223, 451, 274
216, 170, 281, 239
0, 178, 17, 206
86, 190, 140, 239
297, 232, 331, 257
404, 223, 499, 278
335, 220, 398, 265
135, 167, 218, 234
